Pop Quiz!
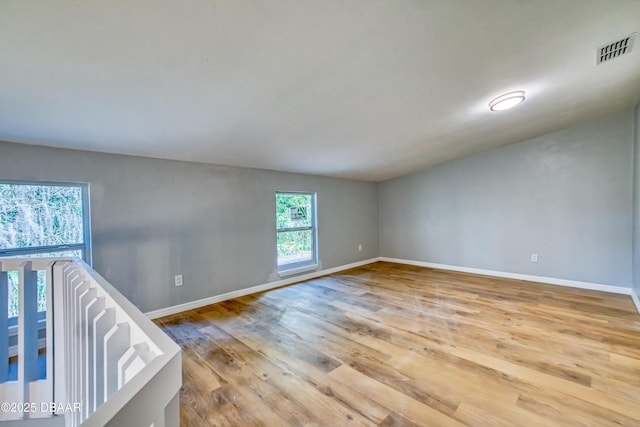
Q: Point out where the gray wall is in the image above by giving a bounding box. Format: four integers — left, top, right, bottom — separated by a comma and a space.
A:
379, 110, 634, 289
2, 108, 636, 312
633, 102, 640, 299
0, 141, 379, 312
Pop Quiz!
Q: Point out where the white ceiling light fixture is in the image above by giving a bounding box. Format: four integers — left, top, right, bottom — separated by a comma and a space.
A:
489, 91, 526, 111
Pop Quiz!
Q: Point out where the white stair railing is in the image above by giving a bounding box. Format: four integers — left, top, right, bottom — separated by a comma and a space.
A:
0, 259, 181, 427
0, 259, 55, 423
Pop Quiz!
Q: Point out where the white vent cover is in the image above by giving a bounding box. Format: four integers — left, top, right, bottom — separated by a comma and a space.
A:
597, 33, 636, 64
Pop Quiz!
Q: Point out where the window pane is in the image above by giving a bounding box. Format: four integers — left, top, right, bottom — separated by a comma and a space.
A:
277, 230, 313, 267
0, 184, 84, 250
4, 268, 52, 318
7, 270, 18, 319
276, 193, 312, 230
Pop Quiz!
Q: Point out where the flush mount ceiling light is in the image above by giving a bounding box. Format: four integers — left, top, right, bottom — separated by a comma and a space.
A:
489, 91, 525, 111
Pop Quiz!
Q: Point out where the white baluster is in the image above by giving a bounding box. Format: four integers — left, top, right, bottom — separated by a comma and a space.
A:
53, 261, 69, 423
93, 307, 115, 409
118, 343, 153, 387
19, 262, 39, 416
70, 270, 88, 426
29, 262, 54, 419
85, 296, 105, 414
45, 262, 54, 397
78, 287, 96, 418
0, 264, 8, 384
103, 323, 130, 399
0, 263, 19, 422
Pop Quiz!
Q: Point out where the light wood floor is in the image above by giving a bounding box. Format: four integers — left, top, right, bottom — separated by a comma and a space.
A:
155, 262, 640, 426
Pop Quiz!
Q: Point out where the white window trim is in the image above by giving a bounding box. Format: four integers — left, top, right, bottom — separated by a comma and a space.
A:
275, 191, 318, 274
0, 179, 92, 265
277, 263, 319, 278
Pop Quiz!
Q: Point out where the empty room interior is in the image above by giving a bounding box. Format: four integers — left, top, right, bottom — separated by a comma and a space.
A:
1, 1, 640, 426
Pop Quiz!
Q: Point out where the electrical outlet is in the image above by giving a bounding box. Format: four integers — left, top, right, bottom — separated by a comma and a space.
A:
358, 244, 363, 252
175, 274, 183, 287
530, 253, 538, 263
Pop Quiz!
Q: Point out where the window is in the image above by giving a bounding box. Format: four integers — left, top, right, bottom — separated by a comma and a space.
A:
0, 181, 90, 381
276, 192, 317, 273
0, 181, 91, 261
0, 181, 91, 318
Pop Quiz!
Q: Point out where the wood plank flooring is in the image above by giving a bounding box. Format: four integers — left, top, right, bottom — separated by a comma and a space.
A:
155, 262, 640, 426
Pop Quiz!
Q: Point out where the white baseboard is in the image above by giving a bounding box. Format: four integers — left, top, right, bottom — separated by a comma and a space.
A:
145, 258, 380, 319
147, 256, 636, 319
379, 257, 632, 295
632, 291, 640, 315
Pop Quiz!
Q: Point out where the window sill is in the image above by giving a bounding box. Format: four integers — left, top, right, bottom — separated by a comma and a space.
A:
277, 264, 319, 278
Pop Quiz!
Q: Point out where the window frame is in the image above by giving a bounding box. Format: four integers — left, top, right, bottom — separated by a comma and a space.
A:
0, 179, 92, 265
275, 191, 318, 274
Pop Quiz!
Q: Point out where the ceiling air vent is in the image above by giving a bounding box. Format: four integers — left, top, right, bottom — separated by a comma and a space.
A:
597, 33, 636, 64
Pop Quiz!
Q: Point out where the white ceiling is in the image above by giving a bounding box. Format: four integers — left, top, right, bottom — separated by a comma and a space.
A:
1, 1, 639, 181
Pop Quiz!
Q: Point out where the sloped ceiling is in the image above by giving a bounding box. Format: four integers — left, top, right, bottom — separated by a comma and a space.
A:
1, 0, 639, 181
